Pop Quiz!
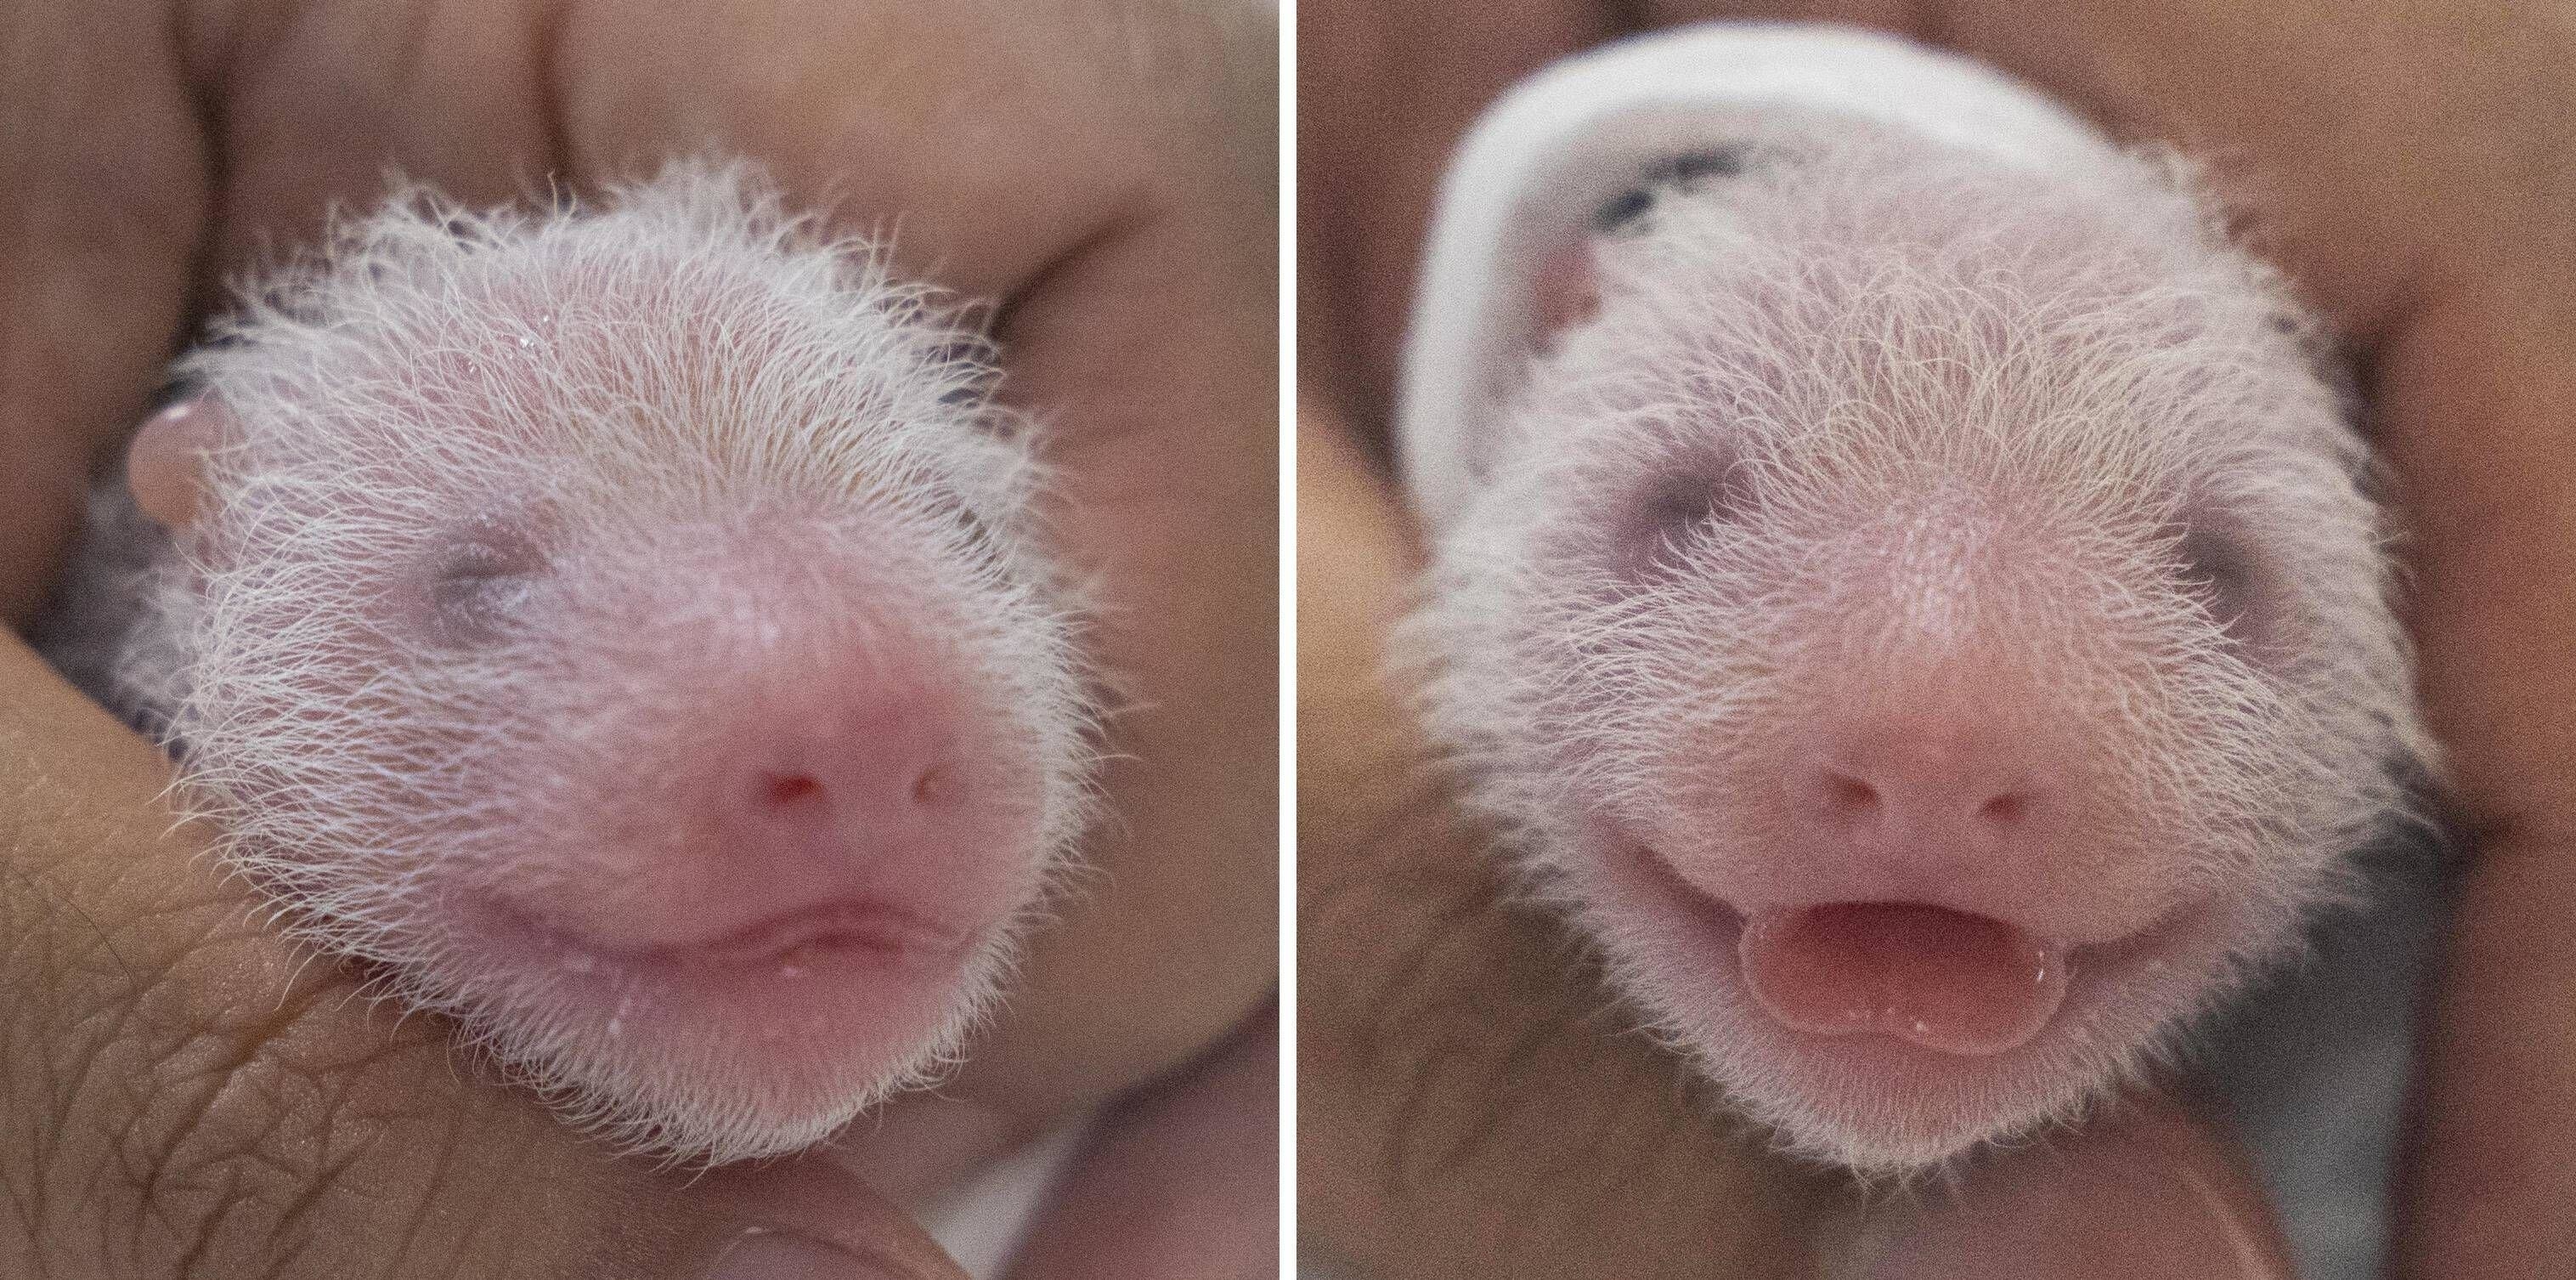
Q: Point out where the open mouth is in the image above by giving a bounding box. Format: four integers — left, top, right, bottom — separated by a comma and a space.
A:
1737, 901, 2072, 1056
1574, 822, 2251, 1167
1607, 832, 2208, 1062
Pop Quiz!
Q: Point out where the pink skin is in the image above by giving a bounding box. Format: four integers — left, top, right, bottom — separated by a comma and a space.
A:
1545, 560, 2260, 1162
127, 398, 217, 528
131, 394, 1054, 1136
1527, 422, 2240, 1067
1411, 133, 2411, 1170
104, 173, 1094, 1163
435, 616, 1045, 1110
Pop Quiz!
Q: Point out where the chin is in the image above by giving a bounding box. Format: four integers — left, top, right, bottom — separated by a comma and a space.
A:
402, 889, 1014, 1164
1562, 826, 2280, 1174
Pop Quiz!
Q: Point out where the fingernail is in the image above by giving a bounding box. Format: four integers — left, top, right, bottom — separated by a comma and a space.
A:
707, 1226, 909, 1280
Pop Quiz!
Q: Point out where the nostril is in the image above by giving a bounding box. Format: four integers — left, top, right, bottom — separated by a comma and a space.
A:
911, 764, 958, 807
763, 773, 825, 807
1822, 772, 1878, 814
1978, 793, 2029, 824
1813, 762, 1895, 824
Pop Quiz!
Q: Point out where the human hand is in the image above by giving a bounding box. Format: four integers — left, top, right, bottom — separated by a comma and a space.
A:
1299, 2, 2573, 1277
0, 0, 1277, 1275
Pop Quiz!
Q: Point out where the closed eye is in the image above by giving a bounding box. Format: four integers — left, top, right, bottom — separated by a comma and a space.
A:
421, 513, 551, 646
1613, 464, 1751, 582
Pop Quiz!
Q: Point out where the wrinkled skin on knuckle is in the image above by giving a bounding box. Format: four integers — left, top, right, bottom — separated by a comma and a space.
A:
0, 673, 630, 1280
62, 971, 636, 1280
1298, 779, 1829, 1280
1308, 790, 1629, 1181
7, 878, 472, 1277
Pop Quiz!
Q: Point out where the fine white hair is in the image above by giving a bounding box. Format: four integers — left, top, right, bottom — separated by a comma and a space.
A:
1404, 125, 2426, 1170
109, 159, 1095, 1164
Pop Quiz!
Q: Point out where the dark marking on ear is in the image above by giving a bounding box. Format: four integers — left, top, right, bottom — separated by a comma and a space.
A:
1591, 187, 1657, 235
1592, 145, 1761, 237
921, 336, 1002, 410
1644, 145, 1753, 187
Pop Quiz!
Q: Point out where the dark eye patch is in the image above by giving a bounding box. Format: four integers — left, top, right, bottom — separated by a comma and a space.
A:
1611, 460, 1753, 583
2174, 523, 2261, 645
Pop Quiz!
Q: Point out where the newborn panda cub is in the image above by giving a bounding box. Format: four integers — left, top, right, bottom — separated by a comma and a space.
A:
1398, 25, 2425, 1172
37, 161, 1095, 1164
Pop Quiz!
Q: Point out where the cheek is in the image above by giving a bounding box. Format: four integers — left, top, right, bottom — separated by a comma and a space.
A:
1500, 535, 1780, 782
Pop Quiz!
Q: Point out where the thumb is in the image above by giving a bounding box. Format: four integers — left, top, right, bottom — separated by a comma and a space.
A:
649, 1158, 972, 1280
0, 635, 963, 1280
1827, 1093, 2292, 1280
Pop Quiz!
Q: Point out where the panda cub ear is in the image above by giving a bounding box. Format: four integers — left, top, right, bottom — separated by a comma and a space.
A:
1534, 145, 1762, 346
127, 394, 235, 531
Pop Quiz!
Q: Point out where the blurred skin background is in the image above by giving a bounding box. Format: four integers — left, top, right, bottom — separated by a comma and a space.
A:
11, 1, 2576, 1276
1299, 3, 2576, 1277
0, 2, 1276, 1277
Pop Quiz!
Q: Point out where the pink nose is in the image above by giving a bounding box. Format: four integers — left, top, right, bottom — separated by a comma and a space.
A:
1743, 707, 2112, 931
502, 679, 1038, 961
1788, 724, 2049, 863
729, 694, 966, 860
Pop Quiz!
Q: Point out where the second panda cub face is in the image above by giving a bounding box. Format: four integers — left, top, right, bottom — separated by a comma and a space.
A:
1409, 127, 2420, 1170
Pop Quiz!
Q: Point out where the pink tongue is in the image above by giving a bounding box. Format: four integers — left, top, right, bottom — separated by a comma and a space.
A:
1738, 903, 2071, 1056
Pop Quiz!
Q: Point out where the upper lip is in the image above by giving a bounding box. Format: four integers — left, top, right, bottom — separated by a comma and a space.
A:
1614, 829, 2208, 996
474, 892, 978, 971
1618, 818, 2182, 949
